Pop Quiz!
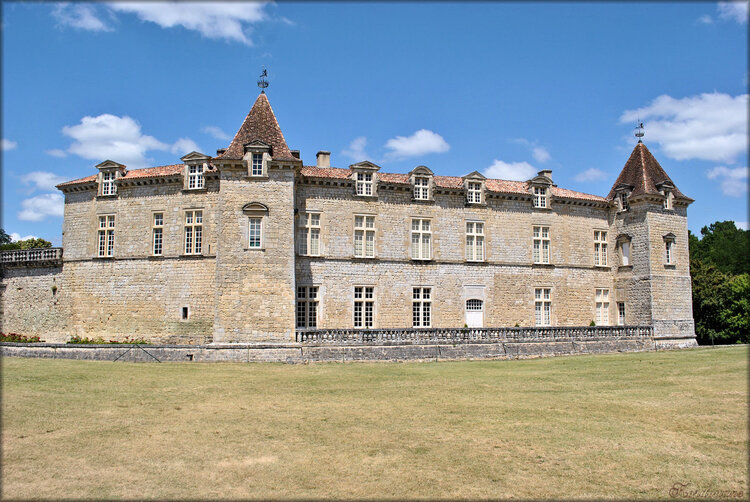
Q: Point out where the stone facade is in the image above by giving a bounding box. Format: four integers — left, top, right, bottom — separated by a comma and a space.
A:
0, 92, 696, 346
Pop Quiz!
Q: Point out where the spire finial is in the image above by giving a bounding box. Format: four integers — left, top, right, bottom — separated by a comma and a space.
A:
257, 67, 269, 93
634, 120, 645, 143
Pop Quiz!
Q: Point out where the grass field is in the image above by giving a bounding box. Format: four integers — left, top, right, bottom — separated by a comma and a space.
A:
2, 347, 747, 500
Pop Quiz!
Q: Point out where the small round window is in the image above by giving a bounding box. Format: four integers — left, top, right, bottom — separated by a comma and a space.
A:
466, 299, 483, 311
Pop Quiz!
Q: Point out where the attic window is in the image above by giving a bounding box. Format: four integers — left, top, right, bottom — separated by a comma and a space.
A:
414, 177, 430, 200
188, 164, 204, 189
533, 187, 548, 208
356, 173, 373, 196
101, 172, 116, 196
467, 182, 482, 204
618, 192, 629, 212
251, 153, 264, 176
663, 190, 673, 210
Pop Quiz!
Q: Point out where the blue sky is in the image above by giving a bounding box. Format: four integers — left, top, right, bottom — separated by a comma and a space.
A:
2, 1, 747, 245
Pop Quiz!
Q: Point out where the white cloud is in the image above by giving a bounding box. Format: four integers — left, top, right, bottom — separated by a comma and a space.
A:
574, 168, 608, 182
620, 92, 748, 163
21, 171, 68, 192
61, 114, 168, 168
108, 2, 269, 45
698, 14, 715, 24
706, 166, 749, 197
483, 160, 537, 181
46, 149, 68, 158
342, 136, 368, 160
718, 1, 748, 23
9, 233, 39, 242
201, 126, 231, 141
511, 138, 551, 163
384, 129, 449, 159
734, 221, 749, 230
171, 137, 201, 155
2, 138, 17, 151
18, 193, 65, 222
52, 3, 112, 32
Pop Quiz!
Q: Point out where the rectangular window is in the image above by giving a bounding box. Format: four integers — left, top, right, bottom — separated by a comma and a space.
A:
663, 192, 672, 210
188, 164, 204, 189
97, 215, 115, 257
354, 215, 375, 258
467, 182, 482, 204
296, 286, 319, 329
533, 186, 548, 208
251, 153, 264, 176
617, 302, 626, 326
356, 173, 373, 196
184, 210, 203, 255
412, 287, 432, 328
101, 171, 116, 196
665, 240, 674, 265
414, 177, 429, 200
354, 286, 374, 328
248, 217, 262, 249
594, 231, 608, 266
411, 218, 432, 260
620, 240, 631, 266
532, 226, 550, 264
619, 192, 629, 212
534, 288, 551, 326
595, 289, 610, 325
465, 221, 485, 261
299, 213, 321, 256
152, 212, 163, 256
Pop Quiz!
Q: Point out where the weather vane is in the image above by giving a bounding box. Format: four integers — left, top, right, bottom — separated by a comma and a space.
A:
257, 67, 269, 93
634, 120, 645, 143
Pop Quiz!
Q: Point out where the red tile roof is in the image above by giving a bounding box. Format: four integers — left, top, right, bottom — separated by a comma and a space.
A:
216, 93, 296, 162
607, 142, 690, 201
56, 164, 186, 188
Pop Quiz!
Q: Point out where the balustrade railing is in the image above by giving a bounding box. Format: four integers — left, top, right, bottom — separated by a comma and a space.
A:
0, 247, 63, 266
296, 325, 654, 344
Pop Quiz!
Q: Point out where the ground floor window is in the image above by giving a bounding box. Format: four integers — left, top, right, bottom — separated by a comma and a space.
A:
595, 289, 610, 325
617, 302, 625, 326
412, 287, 431, 327
534, 288, 551, 326
354, 286, 374, 328
296, 286, 318, 329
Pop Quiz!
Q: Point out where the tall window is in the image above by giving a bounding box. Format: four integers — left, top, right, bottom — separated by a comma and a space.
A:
248, 217, 262, 248
354, 215, 375, 258
299, 213, 321, 256
594, 231, 608, 266
152, 213, 163, 256
466, 221, 484, 261
619, 239, 631, 266
98, 215, 115, 257
533, 186, 548, 208
619, 192, 629, 212
595, 289, 610, 325
533, 226, 550, 264
534, 288, 551, 326
663, 191, 672, 210
617, 302, 626, 326
296, 286, 318, 329
184, 210, 203, 255
188, 164, 204, 189
411, 218, 432, 260
412, 287, 431, 328
467, 182, 482, 203
414, 177, 429, 200
356, 173, 373, 196
354, 286, 374, 328
251, 153, 264, 176
665, 238, 675, 265
101, 172, 116, 196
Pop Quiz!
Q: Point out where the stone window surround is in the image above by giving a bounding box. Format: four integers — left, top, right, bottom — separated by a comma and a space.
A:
593, 229, 608, 267
298, 212, 321, 256
465, 220, 485, 262
97, 214, 116, 258
152, 211, 164, 256
532, 225, 551, 264
663, 232, 676, 266
412, 286, 432, 328
242, 142, 271, 178
616, 234, 632, 268
353, 214, 376, 258
183, 209, 204, 255
243, 202, 268, 251
411, 217, 432, 261
353, 285, 375, 328
409, 166, 434, 202
534, 287, 552, 326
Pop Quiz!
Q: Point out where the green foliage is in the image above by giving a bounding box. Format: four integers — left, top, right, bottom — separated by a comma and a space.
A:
67, 335, 151, 345
0, 236, 53, 251
0, 333, 45, 343
589, 320, 596, 326
689, 221, 749, 275
0, 228, 12, 245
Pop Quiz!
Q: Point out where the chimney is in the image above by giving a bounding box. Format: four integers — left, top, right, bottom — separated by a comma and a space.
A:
290, 150, 300, 159
316, 151, 331, 168
538, 169, 552, 179
216, 148, 226, 156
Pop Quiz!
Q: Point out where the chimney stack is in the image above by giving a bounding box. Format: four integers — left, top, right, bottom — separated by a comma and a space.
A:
316, 151, 331, 168
290, 150, 300, 159
538, 169, 552, 178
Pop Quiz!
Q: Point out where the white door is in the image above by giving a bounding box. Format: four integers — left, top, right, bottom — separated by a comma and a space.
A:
465, 299, 484, 328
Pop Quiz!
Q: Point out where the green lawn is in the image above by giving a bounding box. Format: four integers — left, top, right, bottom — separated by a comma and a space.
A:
2, 347, 747, 500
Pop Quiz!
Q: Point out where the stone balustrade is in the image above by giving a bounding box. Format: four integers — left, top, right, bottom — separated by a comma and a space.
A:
0, 248, 63, 267
296, 325, 654, 344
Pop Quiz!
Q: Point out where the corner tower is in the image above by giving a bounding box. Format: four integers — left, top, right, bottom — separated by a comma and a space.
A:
211, 92, 301, 342
608, 141, 697, 347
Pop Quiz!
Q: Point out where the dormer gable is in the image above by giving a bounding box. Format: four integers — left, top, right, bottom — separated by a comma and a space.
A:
350, 161, 381, 197
529, 170, 554, 209
95, 160, 126, 197
613, 182, 634, 212
409, 165, 434, 201
463, 171, 486, 205
181, 151, 211, 190
655, 180, 676, 209
243, 140, 272, 177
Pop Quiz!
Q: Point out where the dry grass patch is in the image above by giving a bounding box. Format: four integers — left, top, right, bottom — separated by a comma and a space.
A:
2, 346, 747, 499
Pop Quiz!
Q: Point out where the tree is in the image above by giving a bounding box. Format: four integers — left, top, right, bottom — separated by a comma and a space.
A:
689, 221, 750, 275
0, 233, 53, 251
0, 228, 11, 245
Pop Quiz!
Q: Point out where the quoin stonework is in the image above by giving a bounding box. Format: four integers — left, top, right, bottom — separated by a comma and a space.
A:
0, 91, 697, 346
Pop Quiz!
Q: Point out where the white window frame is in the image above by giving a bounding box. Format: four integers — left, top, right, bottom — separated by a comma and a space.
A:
663, 191, 673, 210
299, 212, 321, 256
251, 152, 264, 177
97, 215, 115, 257
411, 218, 432, 260
617, 302, 626, 326
534, 288, 551, 326
188, 164, 205, 189
152, 212, 164, 256
618, 192, 629, 212
413, 177, 430, 200
665, 237, 675, 265
354, 215, 375, 258
467, 182, 482, 204
412, 287, 432, 328
356, 172, 373, 196
354, 286, 374, 328
533, 226, 550, 264
184, 210, 203, 255
296, 286, 319, 329
619, 238, 631, 267
101, 171, 116, 196
465, 221, 485, 262
248, 217, 262, 249
595, 289, 610, 326
533, 186, 548, 208
594, 230, 608, 267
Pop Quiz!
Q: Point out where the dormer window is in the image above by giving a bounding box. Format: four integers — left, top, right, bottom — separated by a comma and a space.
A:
188, 164, 204, 189
663, 192, 672, 209
242, 141, 270, 178
467, 182, 482, 204
619, 192, 629, 212
414, 177, 430, 200
529, 170, 554, 209
656, 181, 675, 210
251, 153, 264, 177
349, 161, 381, 197
102, 172, 116, 196
356, 172, 373, 196
95, 160, 126, 197
533, 187, 548, 208
181, 152, 211, 189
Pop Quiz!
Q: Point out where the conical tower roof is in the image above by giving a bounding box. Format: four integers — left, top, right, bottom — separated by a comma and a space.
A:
607, 142, 691, 201
217, 93, 296, 162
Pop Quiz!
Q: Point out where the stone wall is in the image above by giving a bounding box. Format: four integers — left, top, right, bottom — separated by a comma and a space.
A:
0, 266, 69, 340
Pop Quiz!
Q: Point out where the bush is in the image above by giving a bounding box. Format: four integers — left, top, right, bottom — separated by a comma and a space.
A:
67, 335, 150, 344
0, 333, 45, 343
